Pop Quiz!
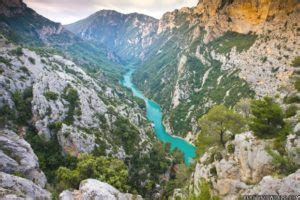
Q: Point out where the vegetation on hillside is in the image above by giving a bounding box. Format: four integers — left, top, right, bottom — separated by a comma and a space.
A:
56, 154, 129, 192
198, 105, 245, 147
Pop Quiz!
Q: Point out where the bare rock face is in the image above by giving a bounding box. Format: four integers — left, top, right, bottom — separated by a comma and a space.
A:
0, 37, 152, 162
286, 134, 300, 165
0, 172, 51, 199
192, 132, 275, 199
244, 170, 300, 195
59, 179, 142, 200
0, 129, 47, 187
196, 0, 298, 35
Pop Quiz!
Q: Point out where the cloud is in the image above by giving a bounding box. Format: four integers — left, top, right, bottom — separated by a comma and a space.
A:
24, 0, 198, 24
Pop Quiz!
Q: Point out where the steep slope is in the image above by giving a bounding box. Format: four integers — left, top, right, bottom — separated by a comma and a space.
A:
65, 10, 158, 63
0, 0, 124, 79
0, 36, 153, 159
0, 36, 163, 197
133, 0, 300, 138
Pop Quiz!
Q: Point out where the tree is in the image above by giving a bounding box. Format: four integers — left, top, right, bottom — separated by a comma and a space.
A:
56, 154, 129, 192
198, 105, 245, 147
234, 98, 251, 118
249, 97, 285, 138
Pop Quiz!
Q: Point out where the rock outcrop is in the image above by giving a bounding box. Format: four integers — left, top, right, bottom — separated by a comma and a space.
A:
59, 179, 142, 200
0, 172, 51, 199
0, 129, 47, 187
244, 169, 300, 195
190, 132, 300, 199
0, 129, 51, 199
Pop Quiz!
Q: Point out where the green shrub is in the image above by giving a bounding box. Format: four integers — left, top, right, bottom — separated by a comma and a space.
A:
28, 57, 35, 64
44, 91, 59, 101
291, 56, 300, 67
48, 121, 63, 132
214, 152, 222, 161
0, 105, 15, 127
249, 97, 285, 139
0, 56, 11, 66
267, 148, 298, 175
284, 95, 300, 104
294, 78, 300, 91
210, 166, 217, 176
113, 117, 139, 154
56, 154, 129, 192
227, 143, 235, 154
62, 85, 80, 125
11, 47, 23, 56
12, 87, 33, 125
261, 56, 267, 63
285, 105, 298, 118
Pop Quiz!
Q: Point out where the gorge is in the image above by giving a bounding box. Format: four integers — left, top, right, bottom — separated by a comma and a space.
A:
0, 0, 299, 199
121, 69, 196, 164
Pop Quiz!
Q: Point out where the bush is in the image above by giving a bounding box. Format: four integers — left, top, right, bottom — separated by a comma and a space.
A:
28, 57, 35, 64
56, 154, 129, 192
113, 116, 139, 154
44, 91, 59, 101
285, 105, 298, 118
294, 79, 300, 91
249, 97, 285, 139
48, 121, 63, 132
284, 95, 300, 104
62, 85, 80, 125
291, 56, 300, 67
267, 148, 298, 175
12, 87, 33, 125
227, 143, 235, 154
11, 47, 23, 56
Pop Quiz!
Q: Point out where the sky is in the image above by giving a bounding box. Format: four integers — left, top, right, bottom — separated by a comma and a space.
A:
24, 0, 198, 25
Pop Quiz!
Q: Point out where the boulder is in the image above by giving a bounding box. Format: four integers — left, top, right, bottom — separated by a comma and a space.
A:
233, 132, 274, 184
59, 179, 142, 200
0, 172, 51, 199
0, 129, 47, 187
244, 170, 300, 195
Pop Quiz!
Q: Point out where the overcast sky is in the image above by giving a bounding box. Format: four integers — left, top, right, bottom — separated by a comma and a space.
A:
24, 0, 198, 25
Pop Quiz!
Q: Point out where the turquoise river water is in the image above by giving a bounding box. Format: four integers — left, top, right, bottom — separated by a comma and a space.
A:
121, 69, 196, 164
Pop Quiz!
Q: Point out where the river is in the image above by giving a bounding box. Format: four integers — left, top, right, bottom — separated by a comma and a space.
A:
121, 69, 196, 164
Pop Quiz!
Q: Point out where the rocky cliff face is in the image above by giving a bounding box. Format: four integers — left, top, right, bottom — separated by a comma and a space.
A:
0, 129, 51, 199
0, 36, 152, 158
133, 0, 299, 138
0, 36, 156, 197
65, 10, 158, 62
173, 132, 300, 199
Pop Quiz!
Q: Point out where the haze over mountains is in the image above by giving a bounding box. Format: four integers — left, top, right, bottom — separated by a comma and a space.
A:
0, 0, 299, 199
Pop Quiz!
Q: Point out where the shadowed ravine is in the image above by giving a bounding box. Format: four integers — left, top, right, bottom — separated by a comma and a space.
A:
121, 68, 196, 164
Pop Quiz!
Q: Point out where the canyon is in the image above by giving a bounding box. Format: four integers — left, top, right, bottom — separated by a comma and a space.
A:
0, 0, 299, 199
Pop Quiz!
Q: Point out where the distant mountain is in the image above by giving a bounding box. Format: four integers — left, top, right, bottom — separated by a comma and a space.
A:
0, 0, 124, 79
65, 10, 158, 63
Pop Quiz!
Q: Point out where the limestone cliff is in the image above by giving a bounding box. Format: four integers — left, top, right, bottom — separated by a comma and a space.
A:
133, 0, 300, 138
173, 132, 300, 199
